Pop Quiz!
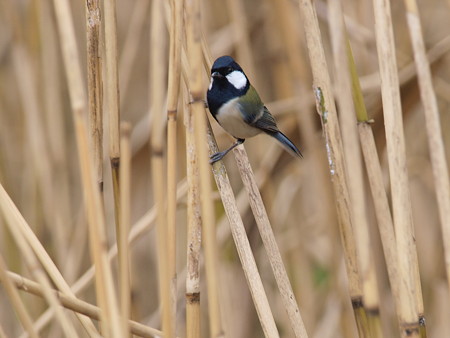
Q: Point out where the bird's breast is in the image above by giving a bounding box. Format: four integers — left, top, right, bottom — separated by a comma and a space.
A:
215, 98, 261, 139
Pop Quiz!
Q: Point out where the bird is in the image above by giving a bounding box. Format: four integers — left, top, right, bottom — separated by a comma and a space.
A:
206, 55, 302, 164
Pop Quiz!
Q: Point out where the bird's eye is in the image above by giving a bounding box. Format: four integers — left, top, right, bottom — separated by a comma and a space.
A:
226, 67, 233, 73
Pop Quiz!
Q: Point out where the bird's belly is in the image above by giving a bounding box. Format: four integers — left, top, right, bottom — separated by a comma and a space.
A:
215, 99, 261, 139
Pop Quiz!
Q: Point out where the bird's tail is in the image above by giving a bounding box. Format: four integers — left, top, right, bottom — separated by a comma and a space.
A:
268, 131, 303, 158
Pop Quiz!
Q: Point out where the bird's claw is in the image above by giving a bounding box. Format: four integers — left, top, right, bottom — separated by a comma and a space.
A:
209, 152, 225, 164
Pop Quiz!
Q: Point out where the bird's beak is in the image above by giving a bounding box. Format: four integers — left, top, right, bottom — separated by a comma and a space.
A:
211, 71, 223, 79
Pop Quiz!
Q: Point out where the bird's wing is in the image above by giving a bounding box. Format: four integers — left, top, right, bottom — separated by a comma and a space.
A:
238, 86, 280, 133
248, 106, 280, 133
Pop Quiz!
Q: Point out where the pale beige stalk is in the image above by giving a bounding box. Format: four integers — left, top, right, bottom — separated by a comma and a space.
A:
104, 0, 121, 227
184, 88, 202, 338
404, 0, 450, 311
185, 0, 224, 336
347, 35, 403, 334
119, 122, 132, 337
233, 146, 308, 338
372, 0, 422, 336
149, 0, 173, 336
86, 0, 103, 191
205, 129, 279, 338
53, 0, 123, 335
328, 2, 381, 336
166, 0, 184, 328
298, 0, 362, 320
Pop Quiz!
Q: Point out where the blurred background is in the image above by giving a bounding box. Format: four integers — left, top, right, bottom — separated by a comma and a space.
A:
1, 0, 450, 337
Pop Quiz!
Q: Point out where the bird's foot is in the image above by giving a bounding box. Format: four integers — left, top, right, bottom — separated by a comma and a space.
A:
209, 151, 226, 164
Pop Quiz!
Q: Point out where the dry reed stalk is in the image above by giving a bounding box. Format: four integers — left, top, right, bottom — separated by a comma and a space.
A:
104, 0, 121, 228
347, 37, 404, 335
372, 0, 422, 336
185, 1, 224, 336
404, 0, 450, 306
298, 0, 364, 331
7, 272, 164, 338
86, 0, 104, 191
0, 256, 38, 338
149, 0, 173, 335
0, 184, 78, 337
232, 146, 308, 337
166, 0, 184, 328
328, 2, 381, 336
74, 109, 124, 338
205, 128, 279, 338
52, 0, 122, 336
184, 87, 202, 337
119, 122, 132, 337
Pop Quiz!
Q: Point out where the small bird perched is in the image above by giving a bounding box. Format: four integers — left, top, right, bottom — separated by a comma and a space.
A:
206, 55, 302, 164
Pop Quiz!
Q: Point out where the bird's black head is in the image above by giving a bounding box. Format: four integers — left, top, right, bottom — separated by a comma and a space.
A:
207, 56, 250, 116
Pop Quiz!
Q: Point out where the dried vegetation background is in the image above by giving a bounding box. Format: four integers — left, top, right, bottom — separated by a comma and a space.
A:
0, 0, 450, 337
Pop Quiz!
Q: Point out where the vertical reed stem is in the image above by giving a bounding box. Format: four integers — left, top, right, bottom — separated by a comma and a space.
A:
328, 2, 381, 336
233, 146, 308, 338
119, 122, 132, 337
372, 0, 422, 336
347, 36, 404, 334
185, 88, 202, 338
53, 0, 122, 335
167, 0, 184, 328
150, 0, 173, 336
103, 0, 121, 225
185, 1, 223, 335
86, 0, 103, 192
298, 0, 363, 331
404, 1, 450, 328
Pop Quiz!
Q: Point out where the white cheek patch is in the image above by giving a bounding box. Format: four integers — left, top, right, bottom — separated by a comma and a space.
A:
226, 70, 247, 90
209, 76, 214, 90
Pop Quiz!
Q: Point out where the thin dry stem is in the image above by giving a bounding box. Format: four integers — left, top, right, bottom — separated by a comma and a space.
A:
166, 0, 184, 328
298, 0, 361, 306
372, 0, 422, 335
86, 0, 104, 190
119, 122, 132, 337
404, 0, 450, 301
233, 145, 308, 338
103, 0, 122, 281
185, 0, 223, 336
206, 133, 279, 338
328, 0, 380, 329
150, 0, 173, 336
184, 88, 202, 338
53, 0, 122, 335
